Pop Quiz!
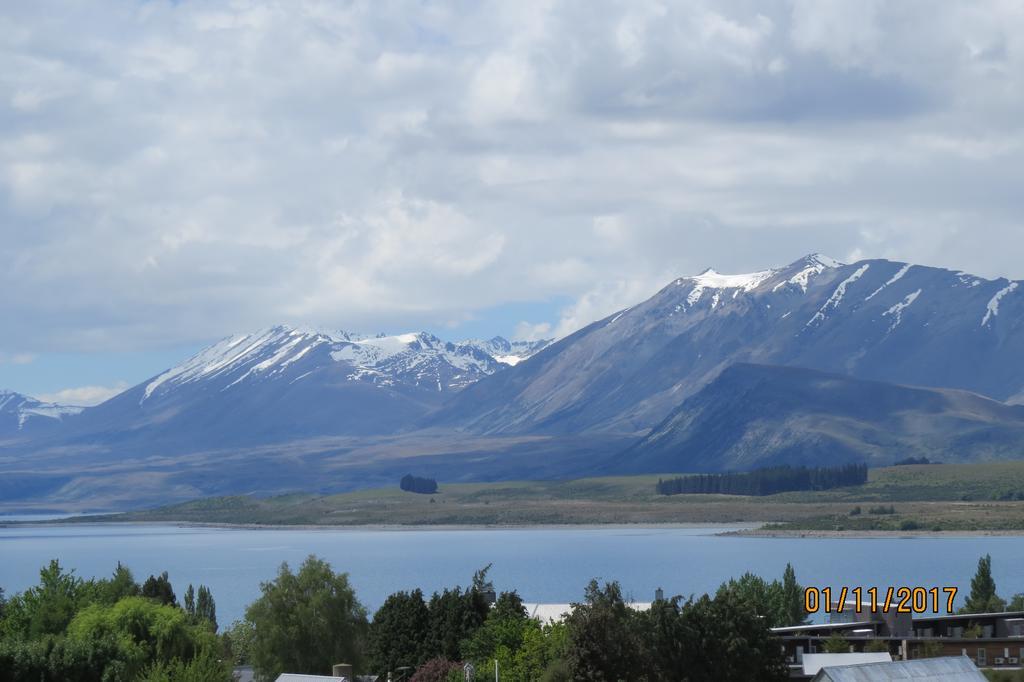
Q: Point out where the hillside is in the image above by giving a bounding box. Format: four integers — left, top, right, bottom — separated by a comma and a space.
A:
65, 464, 1024, 531
616, 363, 1024, 473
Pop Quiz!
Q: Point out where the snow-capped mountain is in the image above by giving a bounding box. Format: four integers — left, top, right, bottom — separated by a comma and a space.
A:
39, 326, 550, 452
0, 390, 82, 437
430, 254, 1024, 435
139, 326, 528, 402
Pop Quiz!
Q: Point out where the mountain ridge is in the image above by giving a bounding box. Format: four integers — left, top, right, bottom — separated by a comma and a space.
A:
426, 254, 1024, 435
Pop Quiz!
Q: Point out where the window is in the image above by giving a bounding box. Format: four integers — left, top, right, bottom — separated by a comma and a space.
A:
978, 648, 987, 666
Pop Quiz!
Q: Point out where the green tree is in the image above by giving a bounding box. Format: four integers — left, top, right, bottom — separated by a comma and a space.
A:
961, 554, 1007, 613
643, 592, 788, 681
99, 563, 141, 604
513, 621, 568, 682
139, 648, 234, 682
564, 580, 644, 681
779, 564, 807, 626
65, 596, 222, 680
184, 585, 196, 618
245, 555, 367, 681
367, 588, 430, 675
1008, 593, 1024, 611
865, 639, 890, 653
913, 640, 943, 659
221, 619, 256, 666
425, 568, 491, 662
823, 632, 850, 653
196, 586, 217, 632
8, 560, 94, 637
142, 572, 178, 607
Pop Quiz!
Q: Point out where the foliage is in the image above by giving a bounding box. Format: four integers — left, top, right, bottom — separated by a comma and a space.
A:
868, 505, 896, 515
138, 648, 233, 682
642, 592, 788, 681
183, 584, 218, 632
425, 567, 491, 662
1009, 593, 1024, 611
657, 463, 867, 496
715, 564, 806, 628
101, 563, 141, 605
367, 588, 431, 675
823, 632, 850, 653
1, 560, 98, 638
221, 619, 255, 666
400, 474, 439, 494
961, 554, 1007, 613
912, 639, 943, 659
564, 580, 645, 681
865, 638, 890, 652
894, 457, 933, 465
142, 572, 178, 607
245, 555, 367, 681
409, 657, 462, 682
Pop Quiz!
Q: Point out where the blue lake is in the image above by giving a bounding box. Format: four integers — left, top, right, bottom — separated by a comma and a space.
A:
2, 523, 1023, 625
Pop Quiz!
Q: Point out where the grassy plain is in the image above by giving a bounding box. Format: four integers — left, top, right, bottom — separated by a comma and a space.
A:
51, 462, 1024, 532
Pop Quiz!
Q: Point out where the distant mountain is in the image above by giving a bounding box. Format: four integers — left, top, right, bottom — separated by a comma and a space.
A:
45, 326, 551, 452
615, 363, 1024, 473
429, 255, 1024, 435
0, 390, 82, 438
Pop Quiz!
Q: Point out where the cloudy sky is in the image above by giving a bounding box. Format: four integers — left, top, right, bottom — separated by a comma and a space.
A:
2, 0, 1023, 403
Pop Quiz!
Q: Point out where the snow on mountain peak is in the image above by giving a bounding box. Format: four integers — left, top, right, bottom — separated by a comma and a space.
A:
689, 268, 777, 291
140, 326, 552, 403
775, 253, 844, 293
0, 389, 83, 430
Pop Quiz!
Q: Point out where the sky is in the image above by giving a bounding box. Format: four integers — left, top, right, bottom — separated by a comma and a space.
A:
2, 0, 1024, 403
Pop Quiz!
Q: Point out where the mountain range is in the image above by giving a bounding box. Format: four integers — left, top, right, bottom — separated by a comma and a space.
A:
3, 253, 1023, 511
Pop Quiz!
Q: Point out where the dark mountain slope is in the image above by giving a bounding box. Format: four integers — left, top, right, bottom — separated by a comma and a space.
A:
617, 363, 1024, 473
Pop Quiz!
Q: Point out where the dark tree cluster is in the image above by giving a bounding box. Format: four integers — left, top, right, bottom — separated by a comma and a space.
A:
400, 474, 439, 494
656, 463, 867, 496
894, 456, 934, 465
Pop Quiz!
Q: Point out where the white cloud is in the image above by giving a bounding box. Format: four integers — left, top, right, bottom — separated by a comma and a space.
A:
0, 0, 1023, 356
37, 382, 128, 406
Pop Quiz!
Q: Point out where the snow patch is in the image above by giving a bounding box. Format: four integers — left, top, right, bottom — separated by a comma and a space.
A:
982, 282, 1019, 327
866, 264, 912, 301
882, 289, 921, 332
806, 264, 871, 327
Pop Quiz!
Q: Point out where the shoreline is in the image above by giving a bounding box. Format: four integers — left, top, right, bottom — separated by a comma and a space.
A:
7, 519, 1024, 538
724, 527, 1024, 539
2, 520, 759, 532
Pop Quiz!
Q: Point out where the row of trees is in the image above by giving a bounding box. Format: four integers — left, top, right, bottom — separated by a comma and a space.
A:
232, 558, 807, 681
656, 463, 868, 496
11, 552, 1016, 681
0, 561, 227, 681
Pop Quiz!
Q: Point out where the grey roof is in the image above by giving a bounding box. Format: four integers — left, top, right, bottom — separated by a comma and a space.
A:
812, 656, 986, 681
275, 675, 346, 682
802, 653, 892, 675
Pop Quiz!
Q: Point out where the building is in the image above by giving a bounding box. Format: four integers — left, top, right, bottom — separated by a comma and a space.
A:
772, 609, 1024, 678
810, 655, 986, 681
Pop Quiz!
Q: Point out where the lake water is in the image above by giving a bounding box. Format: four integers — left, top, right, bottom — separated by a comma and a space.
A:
2, 523, 1023, 626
